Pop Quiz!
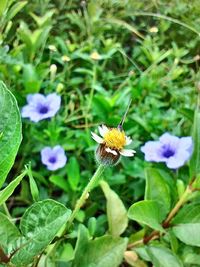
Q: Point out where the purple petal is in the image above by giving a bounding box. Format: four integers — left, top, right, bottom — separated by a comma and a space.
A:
27, 94, 46, 106
40, 145, 67, 171
46, 93, 61, 114
179, 136, 193, 154
166, 150, 191, 169
141, 141, 166, 162
41, 147, 53, 164
22, 93, 61, 122
159, 132, 180, 149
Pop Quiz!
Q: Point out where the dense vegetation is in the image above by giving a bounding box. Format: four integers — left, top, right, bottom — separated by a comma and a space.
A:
0, 1, 200, 266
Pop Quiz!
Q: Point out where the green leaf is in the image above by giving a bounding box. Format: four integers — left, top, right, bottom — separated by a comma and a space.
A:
145, 168, 171, 216
128, 200, 165, 232
27, 166, 39, 202
0, 171, 27, 205
0, 212, 21, 254
22, 64, 41, 93
6, 1, 27, 21
100, 181, 128, 236
172, 202, 200, 224
10, 199, 71, 266
73, 225, 127, 267
0, 0, 8, 16
50, 174, 69, 192
66, 157, 80, 191
173, 223, 200, 247
146, 245, 183, 267
0, 82, 22, 188
189, 104, 200, 178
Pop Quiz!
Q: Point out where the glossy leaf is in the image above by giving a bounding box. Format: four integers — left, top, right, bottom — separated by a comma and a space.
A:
10, 199, 71, 266
173, 223, 200, 247
145, 168, 171, 216
0, 82, 22, 188
72, 225, 127, 267
146, 245, 183, 267
0, 171, 27, 205
0, 212, 21, 255
172, 202, 200, 224
128, 200, 164, 232
101, 181, 128, 236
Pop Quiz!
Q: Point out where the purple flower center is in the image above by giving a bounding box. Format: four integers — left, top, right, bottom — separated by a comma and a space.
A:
162, 146, 175, 158
48, 156, 57, 164
38, 105, 49, 114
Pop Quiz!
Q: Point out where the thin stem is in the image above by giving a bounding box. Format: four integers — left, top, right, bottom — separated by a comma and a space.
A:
45, 164, 105, 263
128, 185, 193, 248
163, 185, 192, 227
68, 164, 105, 226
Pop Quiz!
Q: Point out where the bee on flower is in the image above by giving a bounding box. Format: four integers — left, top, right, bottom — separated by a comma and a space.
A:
91, 101, 136, 165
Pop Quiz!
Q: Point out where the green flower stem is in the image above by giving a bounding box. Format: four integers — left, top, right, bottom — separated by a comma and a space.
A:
163, 185, 192, 227
45, 164, 105, 264
68, 164, 105, 226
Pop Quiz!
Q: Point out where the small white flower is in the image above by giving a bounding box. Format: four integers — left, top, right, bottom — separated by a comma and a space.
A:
91, 125, 136, 165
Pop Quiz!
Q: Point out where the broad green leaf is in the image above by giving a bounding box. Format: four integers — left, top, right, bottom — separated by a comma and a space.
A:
146, 245, 183, 267
0, 212, 21, 254
189, 105, 200, 178
10, 199, 71, 266
173, 223, 200, 247
66, 157, 80, 191
6, 1, 27, 21
0, 82, 22, 188
100, 181, 128, 236
0, 171, 26, 205
172, 202, 200, 224
145, 168, 171, 216
128, 200, 164, 232
0, 0, 8, 16
72, 225, 127, 267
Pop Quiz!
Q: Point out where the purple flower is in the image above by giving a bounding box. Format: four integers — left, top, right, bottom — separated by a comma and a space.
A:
21, 93, 61, 122
41, 145, 67, 171
141, 133, 193, 169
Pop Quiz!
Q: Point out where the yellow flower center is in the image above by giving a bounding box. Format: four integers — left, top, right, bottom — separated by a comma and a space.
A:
104, 128, 126, 150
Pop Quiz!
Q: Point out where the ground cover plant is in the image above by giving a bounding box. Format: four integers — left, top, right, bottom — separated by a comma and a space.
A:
0, 0, 200, 266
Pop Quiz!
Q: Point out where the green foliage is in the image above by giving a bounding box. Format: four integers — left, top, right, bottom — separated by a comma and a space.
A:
72, 225, 127, 267
0, 170, 27, 205
146, 245, 183, 267
189, 98, 200, 179
0, 212, 21, 255
128, 200, 165, 231
173, 224, 200, 247
10, 199, 71, 266
101, 180, 128, 236
0, 0, 200, 266
66, 157, 80, 191
0, 81, 22, 188
145, 168, 171, 215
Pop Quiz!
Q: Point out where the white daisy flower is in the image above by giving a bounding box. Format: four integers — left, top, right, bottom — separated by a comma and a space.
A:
91, 125, 136, 165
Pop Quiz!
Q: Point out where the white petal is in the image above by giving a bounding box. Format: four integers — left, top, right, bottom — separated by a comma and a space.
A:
125, 136, 132, 145
91, 132, 103, 144
105, 147, 118, 155
120, 149, 136, 157
98, 125, 109, 137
